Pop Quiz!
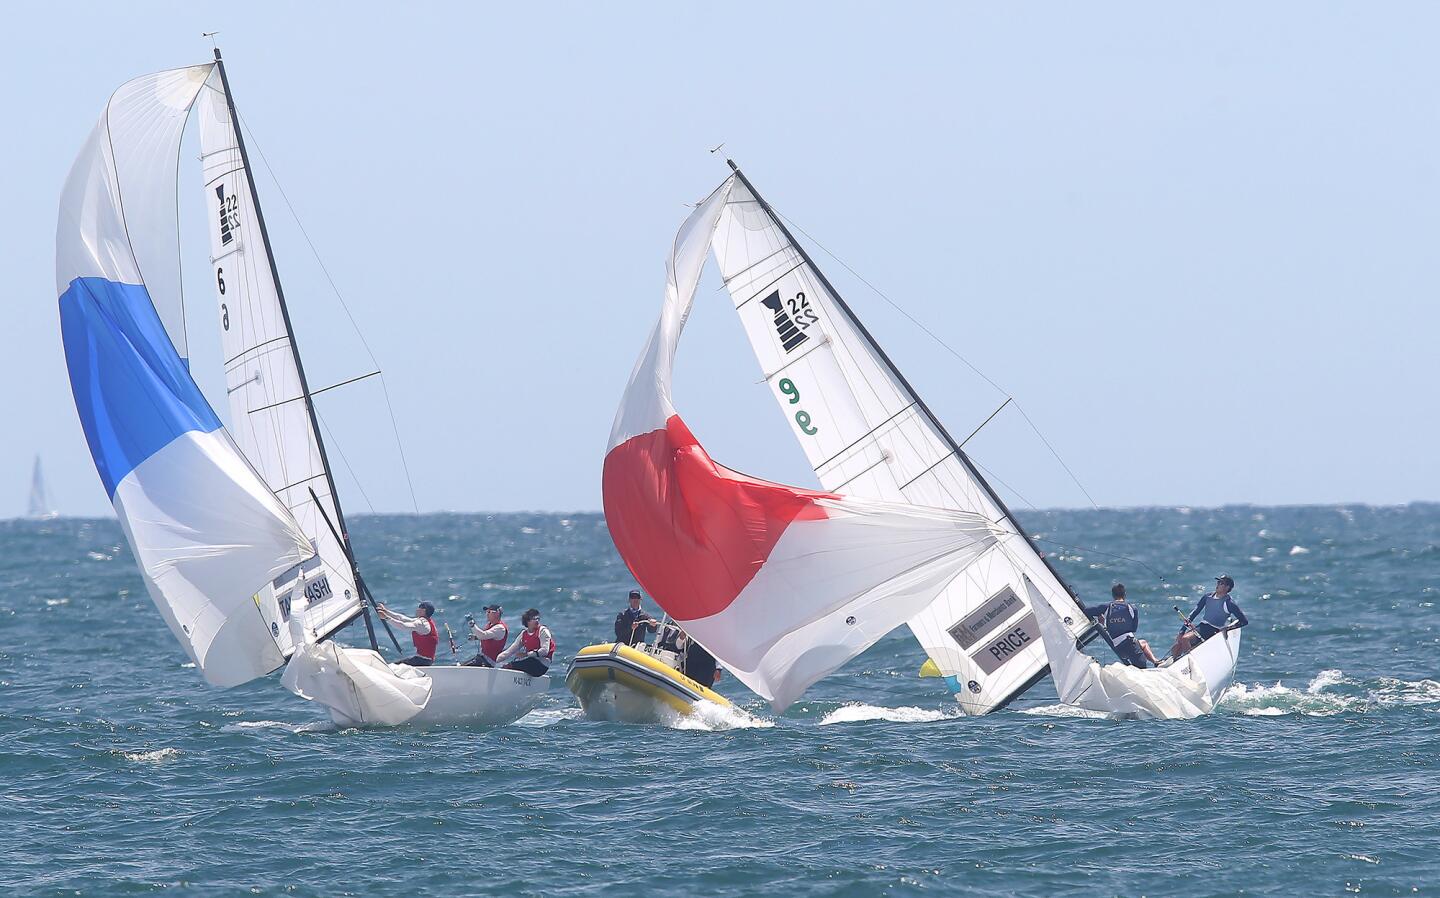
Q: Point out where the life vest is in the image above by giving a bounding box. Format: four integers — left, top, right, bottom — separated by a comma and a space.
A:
412, 616, 439, 659
521, 626, 555, 661
481, 621, 509, 660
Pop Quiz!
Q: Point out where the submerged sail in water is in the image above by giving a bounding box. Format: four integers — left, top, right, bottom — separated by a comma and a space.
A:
56, 62, 358, 687
603, 180, 1004, 712
1028, 578, 1239, 719
27, 457, 56, 519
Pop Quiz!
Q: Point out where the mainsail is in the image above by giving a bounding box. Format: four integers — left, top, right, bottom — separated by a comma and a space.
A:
603, 180, 1006, 711
704, 165, 1100, 714
27, 457, 55, 519
56, 57, 366, 686
195, 57, 362, 647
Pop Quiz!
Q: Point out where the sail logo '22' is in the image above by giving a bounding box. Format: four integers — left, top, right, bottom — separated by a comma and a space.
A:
216, 184, 240, 245
761, 290, 817, 353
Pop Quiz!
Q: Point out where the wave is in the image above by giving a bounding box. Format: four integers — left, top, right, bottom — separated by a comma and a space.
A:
514, 707, 584, 728
1218, 669, 1440, 717
220, 720, 334, 734
818, 703, 958, 725
118, 747, 179, 763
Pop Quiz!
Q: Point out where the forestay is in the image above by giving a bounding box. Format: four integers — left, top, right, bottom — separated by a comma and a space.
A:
603, 180, 1005, 711
56, 66, 315, 687
708, 169, 1093, 714
195, 66, 362, 648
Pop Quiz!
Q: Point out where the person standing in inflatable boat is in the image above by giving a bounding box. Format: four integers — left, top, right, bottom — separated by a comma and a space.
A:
496, 608, 556, 677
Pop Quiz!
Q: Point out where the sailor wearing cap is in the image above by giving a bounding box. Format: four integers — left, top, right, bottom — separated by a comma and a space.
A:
1178, 574, 1249, 650
461, 604, 509, 668
1083, 583, 1160, 668
378, 600, 440, 666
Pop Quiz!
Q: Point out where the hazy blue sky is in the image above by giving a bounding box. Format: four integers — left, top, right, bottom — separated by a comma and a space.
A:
4, 2, 1437, 517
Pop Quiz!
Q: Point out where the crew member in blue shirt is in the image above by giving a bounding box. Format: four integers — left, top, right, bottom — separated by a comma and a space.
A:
1083, 583, 1159, 669
1173, 574, 1249, 657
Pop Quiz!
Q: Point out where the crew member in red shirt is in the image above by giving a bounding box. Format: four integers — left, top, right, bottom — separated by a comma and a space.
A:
461, 604, 509, 668
378, 601, 439, 666
495, 608, 555, 677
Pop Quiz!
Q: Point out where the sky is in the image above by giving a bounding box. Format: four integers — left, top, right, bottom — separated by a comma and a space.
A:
3, 2, 1438, 517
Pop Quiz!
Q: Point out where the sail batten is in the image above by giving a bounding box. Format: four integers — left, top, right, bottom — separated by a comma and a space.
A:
711, 165, 1097, 714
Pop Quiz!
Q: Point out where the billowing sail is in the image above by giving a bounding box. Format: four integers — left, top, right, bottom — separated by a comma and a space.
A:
194, 66, 362, 647
1028, 577, 1223, 719
27, 457, 55, 519
706, 170, 1096, 714
57, 66, 314, 687
603, 180, 1004, 711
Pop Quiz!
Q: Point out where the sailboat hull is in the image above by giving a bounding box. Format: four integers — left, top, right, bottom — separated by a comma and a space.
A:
324, 664, 550, 729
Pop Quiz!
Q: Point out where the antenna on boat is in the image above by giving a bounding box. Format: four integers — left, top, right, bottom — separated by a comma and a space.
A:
202, 31, 220, 51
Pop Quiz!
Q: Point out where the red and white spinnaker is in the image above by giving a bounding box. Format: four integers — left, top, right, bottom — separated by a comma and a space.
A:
601, 180, 1004, 711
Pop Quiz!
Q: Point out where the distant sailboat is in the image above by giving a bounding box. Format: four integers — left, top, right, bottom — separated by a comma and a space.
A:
55, 51, 545, 726
27, 456, 57, 520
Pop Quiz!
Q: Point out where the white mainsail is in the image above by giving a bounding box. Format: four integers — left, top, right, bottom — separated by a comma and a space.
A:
706, 167, 1097, 714
195, 63, 363, 649
27, 456, 56, 519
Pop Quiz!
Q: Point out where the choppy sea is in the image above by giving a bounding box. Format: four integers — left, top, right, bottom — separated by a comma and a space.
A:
1, 505, 1437, 896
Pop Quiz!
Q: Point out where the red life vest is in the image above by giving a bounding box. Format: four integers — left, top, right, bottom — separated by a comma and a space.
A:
521, 626, 555, 660
481, 621, 509, 661
412, 616, 439, 660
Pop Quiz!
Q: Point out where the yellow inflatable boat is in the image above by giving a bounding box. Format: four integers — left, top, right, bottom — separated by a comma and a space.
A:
566, 642, 730, 721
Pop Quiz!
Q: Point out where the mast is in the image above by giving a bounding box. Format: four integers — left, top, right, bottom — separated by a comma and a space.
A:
724, 160, 1097, 629
211, 49, 377, 649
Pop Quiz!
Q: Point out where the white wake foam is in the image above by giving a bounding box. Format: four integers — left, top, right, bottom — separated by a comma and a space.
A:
669, 700, 773, 731
819, 703, 957, 725
1217, 670, 1440, 717
513, 707, 584, 728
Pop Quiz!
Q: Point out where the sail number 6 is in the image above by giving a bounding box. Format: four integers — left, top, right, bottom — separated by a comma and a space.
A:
217, 267, 229, 331
777, 378, 819, 436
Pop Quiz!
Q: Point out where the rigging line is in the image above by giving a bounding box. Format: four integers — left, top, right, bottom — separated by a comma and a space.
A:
996, 528, 1173, 588
959, 397, 1012, 449
235, 112, 421, 515
773, 208, 1102, 512
313, 409, 378, 515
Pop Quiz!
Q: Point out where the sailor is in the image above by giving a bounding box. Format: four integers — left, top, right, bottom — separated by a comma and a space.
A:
614, 589, 659, 646
1083, 583, 1159, 669
378, 601, 439, 666
1173, 574, 1249, 656
496, 608, 556, 677
461, 604, 509, 667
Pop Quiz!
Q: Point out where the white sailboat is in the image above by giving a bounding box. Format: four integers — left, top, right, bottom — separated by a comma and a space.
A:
55, 52, 546, 727
27, 456, 57, 519
605, 163, 1242, 718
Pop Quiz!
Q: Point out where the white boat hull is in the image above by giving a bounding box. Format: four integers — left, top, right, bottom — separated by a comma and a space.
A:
1187, 626, 1242, 704
326, 664, 550, 729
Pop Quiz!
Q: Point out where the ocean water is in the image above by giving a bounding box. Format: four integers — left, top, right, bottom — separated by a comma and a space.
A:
1, 505, 1437, 897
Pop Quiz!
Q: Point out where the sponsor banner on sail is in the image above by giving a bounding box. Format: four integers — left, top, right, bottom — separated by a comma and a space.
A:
710, 174, 1092, 714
